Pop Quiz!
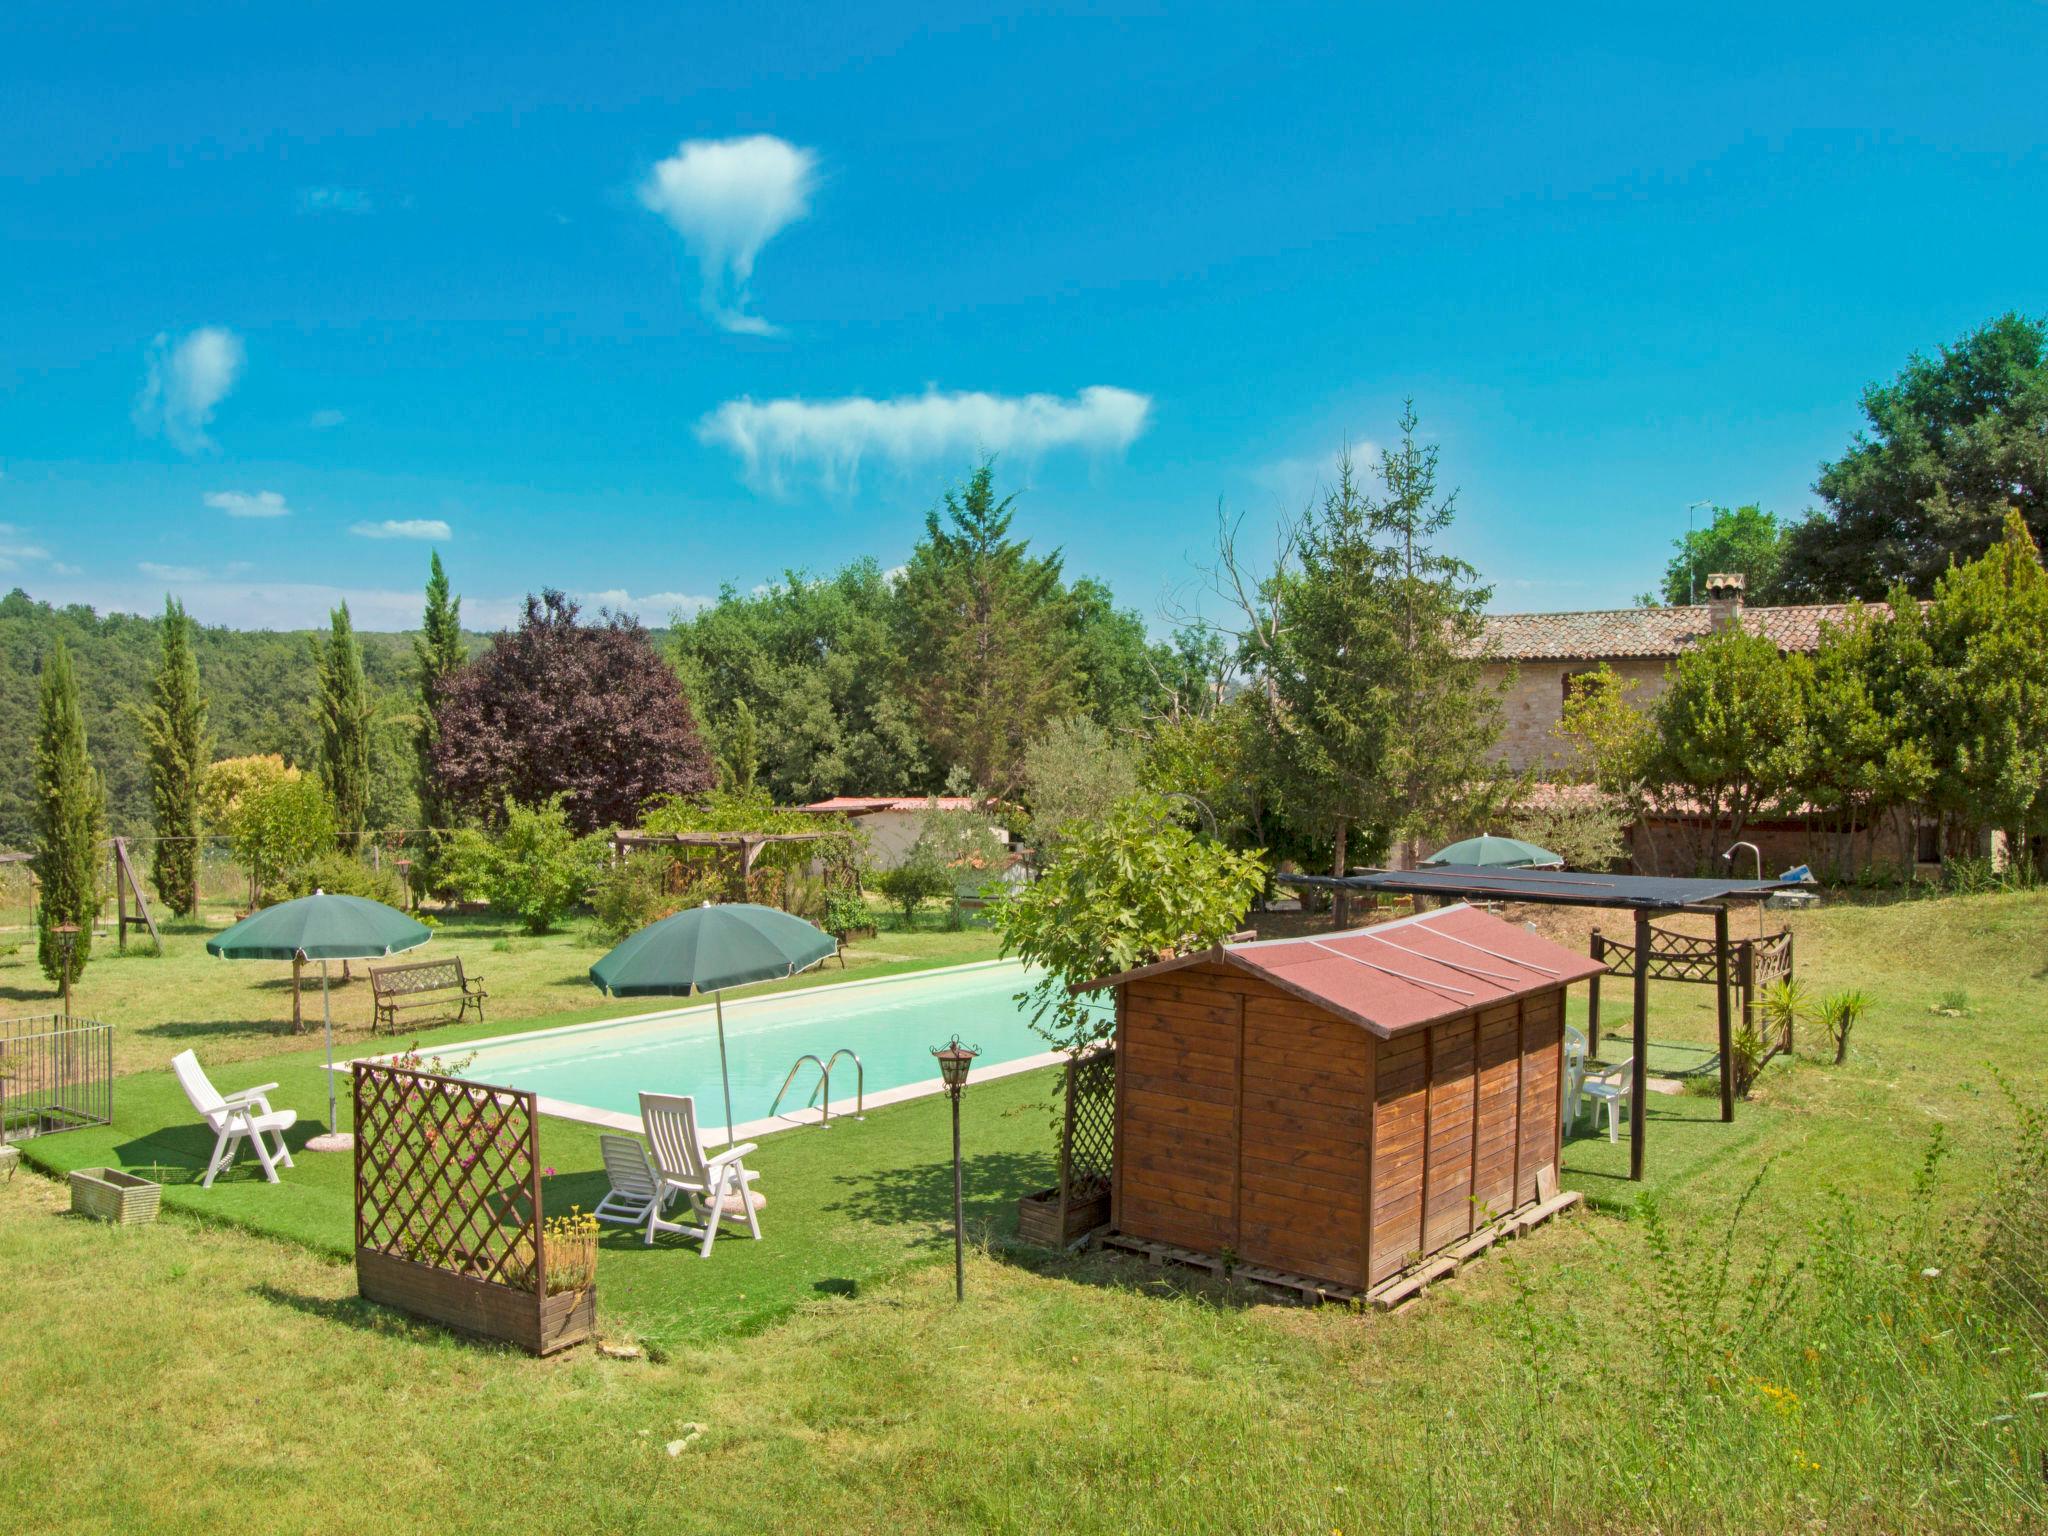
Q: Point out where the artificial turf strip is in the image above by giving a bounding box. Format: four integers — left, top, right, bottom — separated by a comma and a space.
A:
18, 1040, 1065, 1348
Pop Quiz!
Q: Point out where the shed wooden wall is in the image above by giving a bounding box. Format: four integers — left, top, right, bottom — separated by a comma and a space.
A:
1113, 967, 1566, 1292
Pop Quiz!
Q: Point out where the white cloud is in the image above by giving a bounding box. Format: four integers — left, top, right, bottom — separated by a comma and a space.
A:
699, 385, 1154, 491
639, 135, 818, 334
349, 519, 451, 541
134, 327, 245, 453
0, 524, 51, 572
137, 561, 213, 583
298, 185, 372, 215
204, 489, 291, 519
578, 589, 714, 623
309, 409, 347, 430
50, 562, 82, 577
1253, 438, 1379, 511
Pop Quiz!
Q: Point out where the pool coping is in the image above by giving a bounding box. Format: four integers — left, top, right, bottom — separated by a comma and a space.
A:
333, 956, 1068, 1146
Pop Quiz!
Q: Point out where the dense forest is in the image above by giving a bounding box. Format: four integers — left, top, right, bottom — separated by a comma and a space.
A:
0, 588, 488, 847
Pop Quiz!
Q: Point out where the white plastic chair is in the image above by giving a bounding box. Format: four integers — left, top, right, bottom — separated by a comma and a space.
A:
1580, 1057, 1635, 1143
637, 1092, 765, 1256
171, 1049, 298, 1188
593, 1134, 667, 1232
1563, 1026, 1589, 1126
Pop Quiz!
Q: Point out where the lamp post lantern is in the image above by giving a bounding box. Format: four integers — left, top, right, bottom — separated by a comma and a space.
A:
53, 923, 80, 1020
932, 1036, 980, 1302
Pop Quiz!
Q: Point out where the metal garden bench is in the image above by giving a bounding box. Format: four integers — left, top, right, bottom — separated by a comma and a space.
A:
369, 957, 487, 1034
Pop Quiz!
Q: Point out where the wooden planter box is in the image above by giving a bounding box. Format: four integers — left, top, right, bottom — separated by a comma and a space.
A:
356, 1247, 595, 1356
1017, 1186, 1110, 1248
70, 1167, 162, 1226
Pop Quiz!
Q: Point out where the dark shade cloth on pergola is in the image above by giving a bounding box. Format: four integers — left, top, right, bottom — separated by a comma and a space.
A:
1279, 866, 1798, 1180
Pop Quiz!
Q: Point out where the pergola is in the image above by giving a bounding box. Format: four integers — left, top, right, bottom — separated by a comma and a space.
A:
609, 830, 838, 890
1278, 865, 1795, 1180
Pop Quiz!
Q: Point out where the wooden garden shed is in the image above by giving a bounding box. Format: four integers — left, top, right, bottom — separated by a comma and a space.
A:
1085, 904, 1605, 1297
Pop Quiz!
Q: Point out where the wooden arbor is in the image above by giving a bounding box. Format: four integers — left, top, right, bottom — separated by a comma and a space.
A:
610, 830, 837, 905
1278, 867, 1793, 1182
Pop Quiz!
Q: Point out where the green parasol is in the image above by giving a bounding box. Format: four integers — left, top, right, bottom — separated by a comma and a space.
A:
208, 891, 431, 1151
1419, 834, 1565, 870
589, 902, 837, 1146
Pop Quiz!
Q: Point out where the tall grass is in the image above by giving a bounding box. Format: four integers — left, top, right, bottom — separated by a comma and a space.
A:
1470, 1102, 2048, 1530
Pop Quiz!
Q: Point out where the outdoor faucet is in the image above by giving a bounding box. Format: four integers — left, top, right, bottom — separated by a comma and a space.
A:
1723, 841, 1765, 938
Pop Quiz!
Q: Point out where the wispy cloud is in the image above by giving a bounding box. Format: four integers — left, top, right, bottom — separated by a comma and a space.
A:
639, 135, 818, 335
134, 327, 244, 454
309, 408, 346, 430
579, 589, 714, 623
1252, 438, 1379, 511
298, 185, 373, 215
349, 519, 451, 541
0, 524, 51, 572
699, 385, 1154, 492
138, 560, 253, 583
204, 489, 291, 519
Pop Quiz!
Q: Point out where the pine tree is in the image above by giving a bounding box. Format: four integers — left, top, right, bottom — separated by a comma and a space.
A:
133, 596, 210, 915
1225, 404, 1503, 865
33, 640, 105, 986
412, 553, 468, 884
315, 603, 373, 853
894, 460, 1079, 792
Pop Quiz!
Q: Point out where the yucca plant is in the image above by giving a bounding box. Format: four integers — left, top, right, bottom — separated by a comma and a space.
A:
1818, 988, 1870, 1065
1758, 976, 1808, 1053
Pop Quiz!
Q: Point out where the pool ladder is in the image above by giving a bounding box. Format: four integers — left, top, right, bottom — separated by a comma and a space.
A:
768, 1047, 865, 1128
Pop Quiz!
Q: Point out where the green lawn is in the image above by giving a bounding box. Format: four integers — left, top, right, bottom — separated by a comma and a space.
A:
3, 888, 2046, 1533
0, 899, 1001, 1079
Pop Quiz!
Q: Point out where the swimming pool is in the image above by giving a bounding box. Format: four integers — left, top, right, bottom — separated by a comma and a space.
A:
422, 959, 1077, 1141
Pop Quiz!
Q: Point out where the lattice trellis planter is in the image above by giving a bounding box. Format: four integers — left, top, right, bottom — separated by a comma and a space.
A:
1017, 1046, 1115, 1248
353, 1060, 594, 1356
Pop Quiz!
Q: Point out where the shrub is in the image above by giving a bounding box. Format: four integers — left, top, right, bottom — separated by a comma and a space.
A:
822, 888, 872, 938
275, 851, 404, 909
1818, 988, 1869, 1065
446, 796, 607, 934
587, 853, 719, 944
876, 850, 952, 928
992, 793, 1267, 1053
1506, 790, 1631, 871
229, 774, 338, 905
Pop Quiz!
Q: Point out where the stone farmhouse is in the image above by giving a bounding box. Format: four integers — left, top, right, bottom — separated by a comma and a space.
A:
1472, 574, 1932, 876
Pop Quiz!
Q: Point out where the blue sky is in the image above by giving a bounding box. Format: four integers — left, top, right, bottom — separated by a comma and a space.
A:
3, 2, 2045, 631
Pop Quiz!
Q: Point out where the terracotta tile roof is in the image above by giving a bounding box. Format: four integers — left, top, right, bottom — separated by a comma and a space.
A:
1469, 603, 1880, 661
1079, 903, 1603, 1038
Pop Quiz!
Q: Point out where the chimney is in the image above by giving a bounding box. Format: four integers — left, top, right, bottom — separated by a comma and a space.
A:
1704, 571, 1745, 632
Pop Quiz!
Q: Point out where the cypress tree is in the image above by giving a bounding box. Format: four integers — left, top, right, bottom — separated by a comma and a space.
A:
134, 596, 210, 915
315, 603, 373, 853
34, 640, 105, 986
412, 553, 468, 888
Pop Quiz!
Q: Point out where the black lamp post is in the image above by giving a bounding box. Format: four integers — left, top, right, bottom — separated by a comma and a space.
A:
53, 923, 80, 1020
932, 1036, 980, 1302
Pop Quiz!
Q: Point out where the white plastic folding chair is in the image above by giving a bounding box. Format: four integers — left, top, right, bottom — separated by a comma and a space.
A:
638, 1092, 765, 1256
171, 1049, 298, 1188
593, 1134, 668, 1232
1563, 1026, 1589, 1126
1580, 1057, 1635, 1143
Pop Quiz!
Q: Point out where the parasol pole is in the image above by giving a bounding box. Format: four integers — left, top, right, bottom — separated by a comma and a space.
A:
714, 989, 735, 1148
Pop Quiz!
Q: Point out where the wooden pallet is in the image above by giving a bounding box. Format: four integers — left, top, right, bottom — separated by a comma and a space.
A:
1099, 1188, 1583, 1312
1099, 1234, 1367, 1307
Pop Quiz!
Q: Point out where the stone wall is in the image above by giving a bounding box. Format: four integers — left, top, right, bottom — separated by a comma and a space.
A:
1484, 656, 1671, 774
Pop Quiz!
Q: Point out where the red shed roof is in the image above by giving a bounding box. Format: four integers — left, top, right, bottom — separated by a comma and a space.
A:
1079, 903, 1603, 1038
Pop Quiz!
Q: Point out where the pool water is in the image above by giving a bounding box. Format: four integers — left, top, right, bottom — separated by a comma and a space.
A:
449, 961, 1070, 1133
